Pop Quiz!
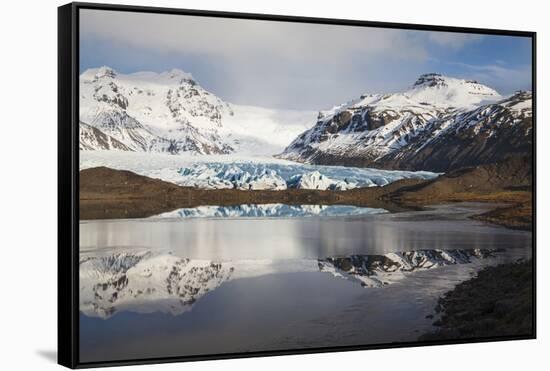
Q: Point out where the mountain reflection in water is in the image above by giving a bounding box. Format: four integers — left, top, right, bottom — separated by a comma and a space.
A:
80, 247, 499, 319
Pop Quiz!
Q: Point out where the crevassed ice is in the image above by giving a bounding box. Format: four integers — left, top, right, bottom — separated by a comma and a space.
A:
174, 162, 438, 190
79, 152, 439, 191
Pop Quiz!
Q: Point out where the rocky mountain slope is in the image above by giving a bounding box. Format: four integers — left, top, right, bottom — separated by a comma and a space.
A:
79, 66, 314, 155
79, 121, 133, 151
280, 74, 532, 172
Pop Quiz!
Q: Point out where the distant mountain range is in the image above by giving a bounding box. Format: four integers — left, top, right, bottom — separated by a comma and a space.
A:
80, 69, 532, 173
280, 74, 532, 172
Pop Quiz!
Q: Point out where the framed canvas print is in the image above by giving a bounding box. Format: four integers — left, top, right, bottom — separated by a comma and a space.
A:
58, 2, 536, 368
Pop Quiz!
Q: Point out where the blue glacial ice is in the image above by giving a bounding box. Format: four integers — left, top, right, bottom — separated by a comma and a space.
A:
176, 162, 439, 190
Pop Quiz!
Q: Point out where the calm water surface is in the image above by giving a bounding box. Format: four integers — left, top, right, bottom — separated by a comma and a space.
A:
79, 203, 531, 362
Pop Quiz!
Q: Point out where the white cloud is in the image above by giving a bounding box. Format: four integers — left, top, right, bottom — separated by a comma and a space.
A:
79, 9, 496, 109
80, 9, 481, 65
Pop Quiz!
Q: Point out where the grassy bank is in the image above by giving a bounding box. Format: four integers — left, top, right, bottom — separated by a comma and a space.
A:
472, 200, 532, 230
382, 157, 532, 230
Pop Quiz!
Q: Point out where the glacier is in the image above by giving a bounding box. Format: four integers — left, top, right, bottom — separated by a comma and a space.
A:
80, 151, 438, 191
168, 161, 438, 190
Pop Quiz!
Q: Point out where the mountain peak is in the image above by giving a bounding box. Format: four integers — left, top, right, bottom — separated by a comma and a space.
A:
412, 73, 446, 88
406, 73, 501, 107
94, 66, 117, 80
412, 73, 487, 91
165, 68, 194, 82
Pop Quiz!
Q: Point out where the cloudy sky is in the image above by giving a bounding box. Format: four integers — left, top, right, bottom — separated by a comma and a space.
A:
80, 9, 532, 110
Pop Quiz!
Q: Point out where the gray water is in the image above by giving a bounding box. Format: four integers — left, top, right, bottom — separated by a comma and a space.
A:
79, 203, 532, 363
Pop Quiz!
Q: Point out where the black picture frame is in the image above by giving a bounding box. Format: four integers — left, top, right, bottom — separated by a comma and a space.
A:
58, 2, 537, 368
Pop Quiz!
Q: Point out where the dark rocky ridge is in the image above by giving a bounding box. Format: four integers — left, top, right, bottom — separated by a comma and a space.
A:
377, 93, 533, 172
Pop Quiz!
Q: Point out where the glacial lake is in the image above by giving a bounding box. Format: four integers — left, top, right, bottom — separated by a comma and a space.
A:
79, 203, 532, 363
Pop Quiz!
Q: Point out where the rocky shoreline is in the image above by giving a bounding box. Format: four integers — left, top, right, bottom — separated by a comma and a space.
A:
419, 260, 534, 341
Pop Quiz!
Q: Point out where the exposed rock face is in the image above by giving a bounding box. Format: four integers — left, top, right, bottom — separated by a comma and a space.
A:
79, 122, 133, 151
376, 92, 533, 172
280, 74, 532, 172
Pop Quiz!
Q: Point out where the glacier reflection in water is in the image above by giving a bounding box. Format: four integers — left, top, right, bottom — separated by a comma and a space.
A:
151, 204, 388, 219
80, 203, 531, 261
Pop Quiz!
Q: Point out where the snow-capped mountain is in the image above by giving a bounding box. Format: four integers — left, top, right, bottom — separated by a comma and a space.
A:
80, 66, 315, 156
280, 74, 532, 172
